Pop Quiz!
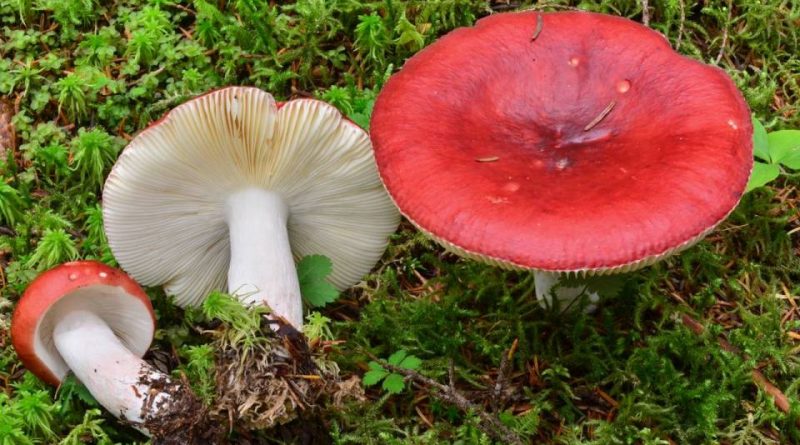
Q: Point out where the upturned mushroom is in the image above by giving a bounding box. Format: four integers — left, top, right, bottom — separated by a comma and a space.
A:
103, 87, 399, 328
11, 261, 209, 438
370, 11, 753, 306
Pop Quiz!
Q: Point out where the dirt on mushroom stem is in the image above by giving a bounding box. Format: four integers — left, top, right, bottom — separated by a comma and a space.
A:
134, 368, 223, 444
208, 317, 365, 434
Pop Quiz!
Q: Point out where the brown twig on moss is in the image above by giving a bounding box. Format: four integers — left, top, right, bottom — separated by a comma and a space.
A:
680, 313, 799, 426
675, 0, 686, 50
715, 0, 734, 64
640, 0, 650, 26
491, 339, 518, 412
378, 360, 525, 445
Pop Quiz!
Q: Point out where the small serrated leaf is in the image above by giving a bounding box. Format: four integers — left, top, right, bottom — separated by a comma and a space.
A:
382, 373, 406, 394
387, 350, 408, 366
297, 255, 339, 307
399, 355, 422, 371
363, 369, 388, 386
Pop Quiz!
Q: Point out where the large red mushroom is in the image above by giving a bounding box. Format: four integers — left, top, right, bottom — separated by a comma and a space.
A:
371, 11, 753, 306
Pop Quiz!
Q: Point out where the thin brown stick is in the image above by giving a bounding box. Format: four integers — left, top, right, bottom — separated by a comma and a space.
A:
641, 0, 650, 26
448, 358, 456, 388
380, 361, 525, 445
675, 0, 686, 50
715, 0, 733, 64
583, 100, 616, 131
530, 14, 544, 41
491, 340, 517, 411
680, 314, 798, 425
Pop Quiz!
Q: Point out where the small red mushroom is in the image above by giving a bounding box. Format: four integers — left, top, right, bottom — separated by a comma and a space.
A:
371, 11, 753, 305
12, 261, 187, 435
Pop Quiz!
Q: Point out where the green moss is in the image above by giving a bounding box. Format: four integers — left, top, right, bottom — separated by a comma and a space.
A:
0, 0, 798, 443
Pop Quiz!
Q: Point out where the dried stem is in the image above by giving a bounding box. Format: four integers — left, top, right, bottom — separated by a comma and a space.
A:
675, 0, 686, 50
491, 339, 518, 412
680, 313, 798, 425
715, 0, 733, 64
583, 100, 616, 131
530, 13, 544, 41
641, 0, 650, 26
379, 361, 525, 445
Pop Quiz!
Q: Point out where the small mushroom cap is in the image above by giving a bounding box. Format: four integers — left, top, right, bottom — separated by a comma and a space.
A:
103, 87, 399, 306
371, 11, 753, 274
11, 261, 155, 386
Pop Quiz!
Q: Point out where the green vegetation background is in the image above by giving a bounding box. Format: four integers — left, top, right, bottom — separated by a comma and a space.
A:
0, 0, 798, 443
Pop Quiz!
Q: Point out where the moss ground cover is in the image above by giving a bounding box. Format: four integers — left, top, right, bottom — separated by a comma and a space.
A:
0, 0, 798, 443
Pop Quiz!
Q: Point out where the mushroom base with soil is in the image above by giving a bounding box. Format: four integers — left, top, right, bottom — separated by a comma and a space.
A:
209, 315, 364, 431
54, 310, 219, 442
11, 261, 221, 443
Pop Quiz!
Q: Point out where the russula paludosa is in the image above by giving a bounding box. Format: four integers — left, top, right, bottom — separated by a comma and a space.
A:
11, 261, 198, 435
370, 11, 753, 305
103, 86, 399, 327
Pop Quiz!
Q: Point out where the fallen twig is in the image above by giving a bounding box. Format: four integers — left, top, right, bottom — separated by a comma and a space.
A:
641, 0, 650, 26
491, 339, 517, 411
675, 0, 686, 50
531, 13, 544, 42
583, 100, 616, 131
715, 0, 733, 64
379, 360, 525, 445
680, 313, 798, 426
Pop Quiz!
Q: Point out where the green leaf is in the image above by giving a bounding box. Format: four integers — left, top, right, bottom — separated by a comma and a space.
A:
297, 255, 339, 307
767, 130, 800, 169
382, 373, 406, 394
398, 355, 422, 371
745, 161, 780, 192
387, 349, 408, 366
363, 369, 389, 387
751, 117, 769, 162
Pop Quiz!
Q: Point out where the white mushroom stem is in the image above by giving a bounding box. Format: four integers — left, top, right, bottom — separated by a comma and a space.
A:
226, 187, 303, 328
53, 310, 171, 435
534, 271, 599, 311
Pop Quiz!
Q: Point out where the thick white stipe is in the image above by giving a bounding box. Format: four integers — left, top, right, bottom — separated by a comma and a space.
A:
225, 187, 303, 328
53, 310, 170, 434
534, 271, 599, 311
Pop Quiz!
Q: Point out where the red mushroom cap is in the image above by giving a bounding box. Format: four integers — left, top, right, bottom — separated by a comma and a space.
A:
11, 261, 155, 385
371, 11, 753, 273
